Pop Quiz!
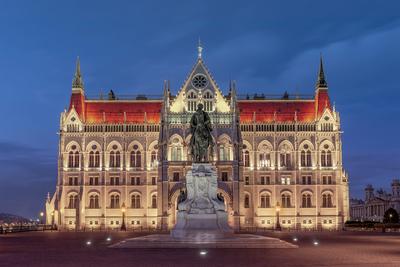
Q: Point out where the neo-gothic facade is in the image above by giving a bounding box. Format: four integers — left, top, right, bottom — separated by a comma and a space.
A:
46, 47, 350, 231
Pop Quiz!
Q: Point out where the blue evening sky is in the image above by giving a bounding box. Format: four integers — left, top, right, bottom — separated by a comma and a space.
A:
0, 0, 399, 218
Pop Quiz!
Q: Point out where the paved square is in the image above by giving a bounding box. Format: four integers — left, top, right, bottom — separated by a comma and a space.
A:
1, 231, 400, 267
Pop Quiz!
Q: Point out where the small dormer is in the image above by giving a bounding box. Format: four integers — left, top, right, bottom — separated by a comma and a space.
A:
317, 108, 337, 132
62, 107, 83, 132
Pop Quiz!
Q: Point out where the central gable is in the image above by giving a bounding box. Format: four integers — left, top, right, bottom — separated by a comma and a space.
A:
169, 59, 230, 113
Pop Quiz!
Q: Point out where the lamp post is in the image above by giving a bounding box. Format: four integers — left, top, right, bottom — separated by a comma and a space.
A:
51, 211, 55, 229
121, 203, 126, 231
39, 212, 44, 225
275, 202, 281, 231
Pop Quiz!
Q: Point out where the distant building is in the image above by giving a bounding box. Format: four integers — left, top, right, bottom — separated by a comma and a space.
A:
350, 180, 400, 222
45, 45, 349, 231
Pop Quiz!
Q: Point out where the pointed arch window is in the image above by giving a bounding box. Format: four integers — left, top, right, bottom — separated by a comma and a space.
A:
321, 144, 333, 167
279, 146, 292, 168
130, 145, 142, 168
243, 150, 250, 167
244, 194, 250, 208
187, 91, 198, 112
203, 91, 213, 112
89, 144, 100, 168
302, 193, 312, 208
131, 194, 141, 209
260, 194, 270, 208
67, 145, 80, 168
68, 195, 79, 209
150, 150, 158, 168
109, 145, 121, 168
151, 195, 157, 209
300, 145, 312, 167
89, 195, 99, 209
110, 195, 120, 208
281, 194, 291, 208
322, 193, 333, 208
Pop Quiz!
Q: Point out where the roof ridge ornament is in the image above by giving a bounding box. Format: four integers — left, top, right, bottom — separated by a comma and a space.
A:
72, 56, 84, 89
198, 38, 203, 59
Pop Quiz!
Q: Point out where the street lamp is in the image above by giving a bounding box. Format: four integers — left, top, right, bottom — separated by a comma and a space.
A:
121, 203, 126, 231
275, 202, 281, 231
51, 211, 55, 229
39, 212, 44, 225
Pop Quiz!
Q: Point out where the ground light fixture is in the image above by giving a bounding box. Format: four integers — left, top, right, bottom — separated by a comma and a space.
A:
199, 250, 207, 256
293, 237, 298, 242
106, 237, 112, 242
86, 241, 92, 246
313, 241, 319, 246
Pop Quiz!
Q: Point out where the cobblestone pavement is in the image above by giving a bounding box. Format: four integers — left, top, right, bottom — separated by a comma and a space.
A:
1, 231, 400, 267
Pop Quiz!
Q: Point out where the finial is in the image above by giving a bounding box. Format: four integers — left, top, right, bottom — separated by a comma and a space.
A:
197, 38, 203, 59
72, 56, 84, 89
316, 54, 327, 88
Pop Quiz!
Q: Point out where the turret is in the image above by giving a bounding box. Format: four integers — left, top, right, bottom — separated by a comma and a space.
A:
365, 184, 374, 201
315, 55, 331, 118
69, 57, 85, 119
391, 179, 400, 198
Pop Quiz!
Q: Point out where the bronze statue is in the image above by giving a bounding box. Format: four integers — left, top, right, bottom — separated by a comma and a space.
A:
190, 103, 214, 162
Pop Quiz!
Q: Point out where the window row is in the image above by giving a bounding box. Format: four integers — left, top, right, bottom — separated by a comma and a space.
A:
244, 193, 334, 209
66, 176, 157, 186
67, 194, 157, 209
242, 150, 333, 168
243, 175, 334, 185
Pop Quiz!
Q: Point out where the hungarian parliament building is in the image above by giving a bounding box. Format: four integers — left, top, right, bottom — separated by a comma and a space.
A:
45, 46, 350, 231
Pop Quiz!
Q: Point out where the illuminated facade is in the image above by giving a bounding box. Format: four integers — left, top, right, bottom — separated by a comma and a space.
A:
350, 180, 400, 222
46, 46, 349, 230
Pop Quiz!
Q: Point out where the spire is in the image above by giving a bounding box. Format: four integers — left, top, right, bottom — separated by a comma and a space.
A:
197, 38, 203, 59
72, 57, 84, 89
316, 54, 327, 88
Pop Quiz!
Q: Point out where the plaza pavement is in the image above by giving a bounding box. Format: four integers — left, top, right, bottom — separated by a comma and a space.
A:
1, 231, 400, 267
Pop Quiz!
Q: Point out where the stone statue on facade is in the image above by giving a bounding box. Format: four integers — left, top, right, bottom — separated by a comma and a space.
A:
190, 103, 214, 162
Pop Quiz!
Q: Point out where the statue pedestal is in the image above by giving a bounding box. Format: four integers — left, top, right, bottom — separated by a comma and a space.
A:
171, 163, 232, 238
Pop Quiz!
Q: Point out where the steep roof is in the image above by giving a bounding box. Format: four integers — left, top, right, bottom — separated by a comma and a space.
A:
238, 99, 316, 123
69, 96, 162, 124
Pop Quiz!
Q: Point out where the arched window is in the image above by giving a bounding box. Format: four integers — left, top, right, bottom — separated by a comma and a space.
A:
170, 138, 183, 161
68, 151, 74, 168
244, 194, 250, 208
281, 194, 291, 208
243, 150, 250, 167
68, 195, 78, 209
259, 152, 271, 168
203, 91, 213, 112
150, 151, 158, 167
67, 144, 80, 168
219, 145, 229, 161
300, 144, 312, 167
321, 144, 333, 167
110, 195, 120, 208
89, 195, 99, 209
260, 194, 270, 208
187, 91, 198, 112
279, 144, 292, 168
109, 145, 121, 168
302, 193, 312, 208
130, 145, 142, 168
322, 193, 333, 208
131, 194, 141, 209
151, 195, 157, 208
89, 143, 101, 168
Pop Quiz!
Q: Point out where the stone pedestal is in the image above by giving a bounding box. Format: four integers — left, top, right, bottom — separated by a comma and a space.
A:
171, 163, 232, 238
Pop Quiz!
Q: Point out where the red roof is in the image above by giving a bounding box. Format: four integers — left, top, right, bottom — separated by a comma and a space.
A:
237, 100, 316, 123
70, 94, 162, 123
